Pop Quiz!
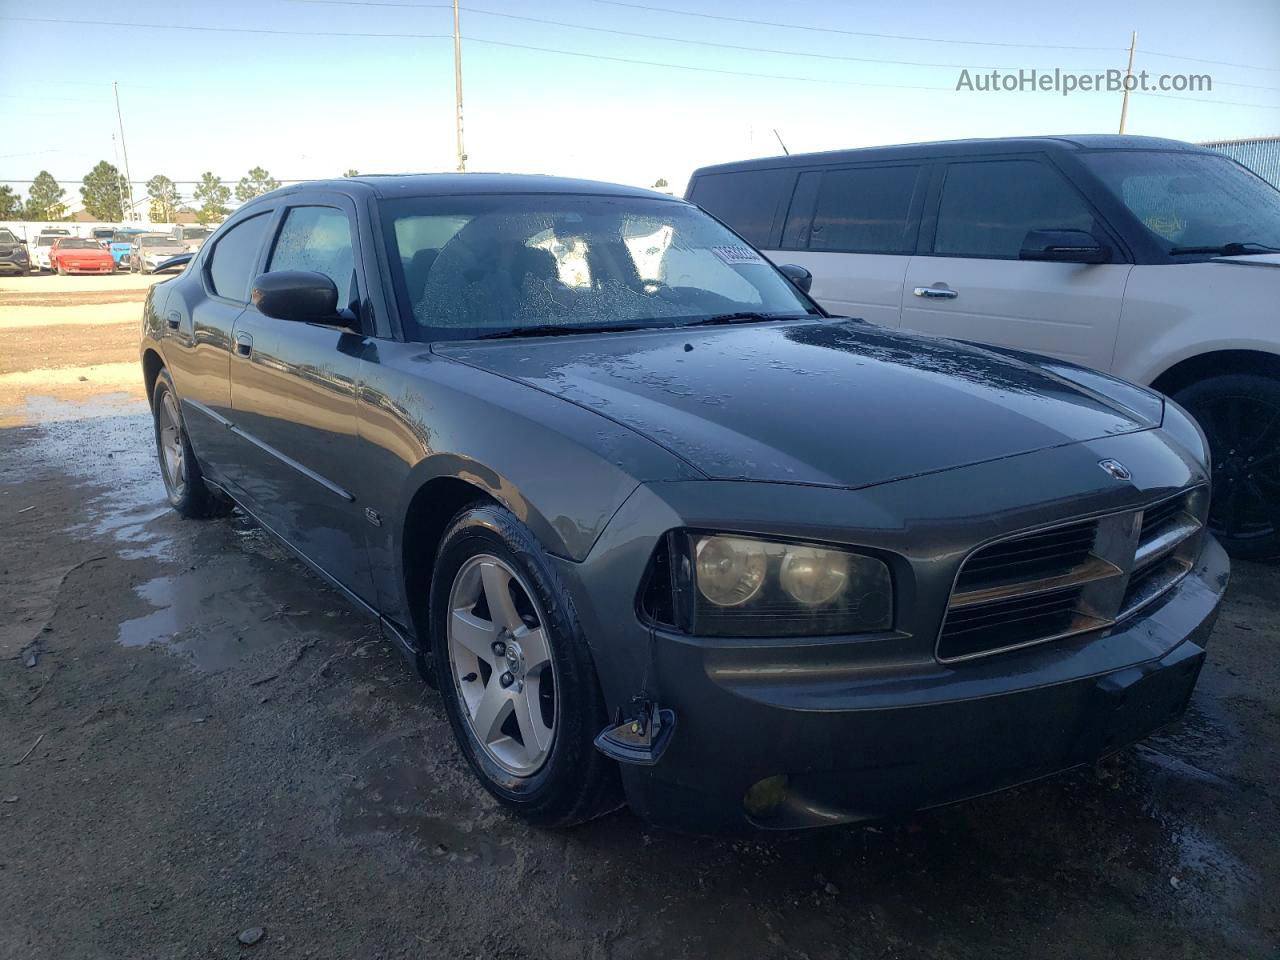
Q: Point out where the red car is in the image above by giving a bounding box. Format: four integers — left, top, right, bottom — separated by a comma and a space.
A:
49, 238, 115, 275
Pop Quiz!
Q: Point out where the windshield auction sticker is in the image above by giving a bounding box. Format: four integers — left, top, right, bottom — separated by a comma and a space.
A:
711, 245, 766, 266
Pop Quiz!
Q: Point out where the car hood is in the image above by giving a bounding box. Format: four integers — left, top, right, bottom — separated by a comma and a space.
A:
433, 320, 1156, 488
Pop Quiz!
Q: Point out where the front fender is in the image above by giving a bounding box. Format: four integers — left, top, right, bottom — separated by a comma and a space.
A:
356, 342, 700, 632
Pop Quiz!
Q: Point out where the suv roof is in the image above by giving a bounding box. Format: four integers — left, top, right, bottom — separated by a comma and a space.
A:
691, 135, 1211, 176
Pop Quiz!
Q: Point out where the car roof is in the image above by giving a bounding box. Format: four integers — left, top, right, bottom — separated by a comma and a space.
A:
689, 135, 1210, 177
239, 172, 680, 208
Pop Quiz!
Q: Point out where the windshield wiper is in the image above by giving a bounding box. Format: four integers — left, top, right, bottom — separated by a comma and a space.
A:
472, 322, 652, 340
685, 311, 812, 327
1169, 241, 1280, 256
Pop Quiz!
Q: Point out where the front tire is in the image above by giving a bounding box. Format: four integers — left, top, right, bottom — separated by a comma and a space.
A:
1175, 373, 1280, 560
151, 368, 228, 519
430, 504, 619, 827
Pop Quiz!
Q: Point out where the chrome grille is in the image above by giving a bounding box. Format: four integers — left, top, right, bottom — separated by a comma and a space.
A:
938, 489, 1206, 663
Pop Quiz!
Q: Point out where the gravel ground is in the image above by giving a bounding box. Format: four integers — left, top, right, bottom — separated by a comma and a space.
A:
0, 286, 1277, 959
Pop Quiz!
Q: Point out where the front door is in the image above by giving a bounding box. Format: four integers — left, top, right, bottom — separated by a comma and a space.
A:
163, 210, 276, 487
226, 201, 376, 604
900, 157, 1133, 372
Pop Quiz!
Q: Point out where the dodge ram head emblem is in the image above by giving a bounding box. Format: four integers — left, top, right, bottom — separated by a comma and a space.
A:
1098, 459, 1132, 481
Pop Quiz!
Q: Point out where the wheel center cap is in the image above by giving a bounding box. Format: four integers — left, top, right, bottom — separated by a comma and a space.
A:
504, 640, 524, 676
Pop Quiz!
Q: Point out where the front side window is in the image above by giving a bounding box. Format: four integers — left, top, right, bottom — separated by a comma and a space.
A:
1081, 150, 1280, 253
268, 206, 356, 307
206, 213, 271, 302
933, 159, 1097, 259
806, 165, 920, 254
380, 194, 818, 341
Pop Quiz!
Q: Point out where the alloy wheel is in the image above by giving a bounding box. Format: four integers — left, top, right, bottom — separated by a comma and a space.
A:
157, 391, 187, 500
1197, 394, 1280, 544
446, 554, 558, 777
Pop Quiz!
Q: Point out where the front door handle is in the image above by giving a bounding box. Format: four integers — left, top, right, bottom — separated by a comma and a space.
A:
913, 284, 959, 300
235, 332, 253, 357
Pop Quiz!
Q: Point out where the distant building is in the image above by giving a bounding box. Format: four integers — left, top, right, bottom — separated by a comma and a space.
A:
1199, 136, 1280, 189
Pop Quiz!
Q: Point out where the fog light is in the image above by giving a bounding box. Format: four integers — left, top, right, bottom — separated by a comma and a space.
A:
743, 774, 789, 818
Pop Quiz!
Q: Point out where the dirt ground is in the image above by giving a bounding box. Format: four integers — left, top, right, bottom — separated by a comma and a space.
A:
0, 278, 1277, 959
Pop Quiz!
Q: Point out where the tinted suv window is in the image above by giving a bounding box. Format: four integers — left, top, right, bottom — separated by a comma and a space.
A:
934, 160, 1096, 258
688, 169, 792, 246
268, 206, 356, 307
807, 165, 919, 253
207, 213, 271, 301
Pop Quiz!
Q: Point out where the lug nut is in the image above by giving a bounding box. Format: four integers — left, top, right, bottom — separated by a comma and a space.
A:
500, 671, 514, 688
492, 640, 506, 656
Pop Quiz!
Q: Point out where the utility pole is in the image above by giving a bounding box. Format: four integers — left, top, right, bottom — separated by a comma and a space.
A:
1118, 31, 1136, 135
113, 81, 136, 220
111, 134, 128, 223
453, 0, 466, 172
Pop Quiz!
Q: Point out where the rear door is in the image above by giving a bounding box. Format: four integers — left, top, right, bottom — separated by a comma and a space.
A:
769, 163, 927, 327
900, 156, 1132, 371
226, 198, 376, 603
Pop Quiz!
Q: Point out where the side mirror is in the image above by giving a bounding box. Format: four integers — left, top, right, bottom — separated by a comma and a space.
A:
251, 270, 339, 322
1019, 229, 1111, 264
778, 263, 813, 293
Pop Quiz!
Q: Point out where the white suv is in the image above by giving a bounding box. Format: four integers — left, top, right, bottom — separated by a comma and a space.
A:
688, 135, 1280, 558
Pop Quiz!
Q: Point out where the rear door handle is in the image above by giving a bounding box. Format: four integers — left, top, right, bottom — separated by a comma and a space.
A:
235, 332, 253, 357
166, 312, 181, 330
913, 284, 958, 300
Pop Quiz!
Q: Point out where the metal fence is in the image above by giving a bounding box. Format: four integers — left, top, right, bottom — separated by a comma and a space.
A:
1199, 136, 1280, 189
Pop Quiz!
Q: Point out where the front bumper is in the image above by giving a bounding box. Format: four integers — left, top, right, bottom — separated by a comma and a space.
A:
617, 537, 1225, 833
558, 428, 1225, 833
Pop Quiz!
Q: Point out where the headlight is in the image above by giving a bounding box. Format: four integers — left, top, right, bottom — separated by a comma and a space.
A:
642, 531, 894, 638
1162, 398, 1211, 473
695, 535, 767, 606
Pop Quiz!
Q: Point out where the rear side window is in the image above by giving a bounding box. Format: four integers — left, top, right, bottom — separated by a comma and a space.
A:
805, 165, 920, 254
688, 169, 792, 247
933, 160, 1097, 259
268, 206, 357, 308
207, 213, 271, 301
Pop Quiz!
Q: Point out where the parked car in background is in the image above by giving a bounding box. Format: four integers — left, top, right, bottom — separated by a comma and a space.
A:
129, 234, 186, 273
31, 229, 71, 272
172, 224, 214, 253
139, 174, 1224, 834
688, 135, 1280, 558
110, 228, 148, 269
90, 227, 116, 245
0, 228, 30, 275
49, 237, 114, 275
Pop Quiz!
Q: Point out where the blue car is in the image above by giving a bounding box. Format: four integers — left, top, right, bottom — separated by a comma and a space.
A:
108, 229, 147, 268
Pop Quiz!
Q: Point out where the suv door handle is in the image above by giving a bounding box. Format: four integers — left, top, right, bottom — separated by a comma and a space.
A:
913, 284, 958, 300
166, 312, 181, 330
235, 332, 253, 357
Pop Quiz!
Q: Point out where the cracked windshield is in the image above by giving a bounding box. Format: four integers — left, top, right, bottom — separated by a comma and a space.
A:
384, 195, 814, 337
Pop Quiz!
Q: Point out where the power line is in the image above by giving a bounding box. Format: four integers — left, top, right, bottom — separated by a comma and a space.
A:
2, 14, 1277, 104
286, 0, 1047, 70
1138, 48, 1280, 73
0, 16, 949, 91
589, 0, 1123, 51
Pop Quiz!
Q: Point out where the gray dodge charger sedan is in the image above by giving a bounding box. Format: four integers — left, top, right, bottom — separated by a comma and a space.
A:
139, 174, 1227, 833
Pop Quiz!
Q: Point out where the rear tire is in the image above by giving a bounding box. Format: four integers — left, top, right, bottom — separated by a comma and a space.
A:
1174, 373, 1280, 560
430, 503, 620, 827
151, 368, 230, 519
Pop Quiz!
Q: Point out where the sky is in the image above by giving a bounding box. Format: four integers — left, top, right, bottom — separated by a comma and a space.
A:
1, 0, 1277, 209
